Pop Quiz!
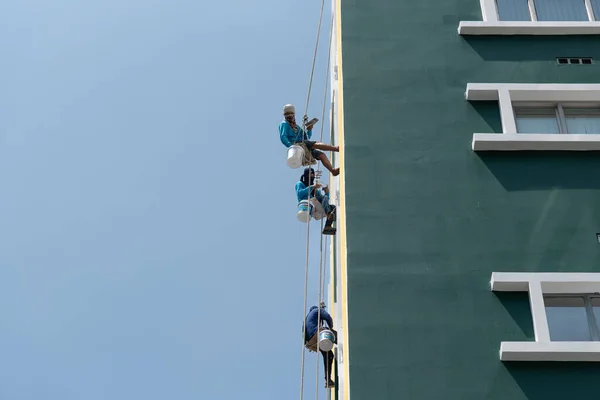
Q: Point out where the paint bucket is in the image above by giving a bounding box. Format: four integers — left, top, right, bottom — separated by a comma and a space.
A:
286, 145, 304, 169
309, 197, 327, 220
297, 200, 313, 222
318, 329, 335, 351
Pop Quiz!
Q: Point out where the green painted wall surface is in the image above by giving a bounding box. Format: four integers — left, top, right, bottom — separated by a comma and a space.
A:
339, 1, 600, 399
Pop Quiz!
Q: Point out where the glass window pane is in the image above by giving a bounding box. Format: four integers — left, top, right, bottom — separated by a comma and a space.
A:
564, 109, 600, 134
516, 116, 560, 133
545, 296, 592, 341
591, 297, 600, 337
496, 0, 532, 21
515, 109, 559, 133
534, 0, 590, 21
592, 0, 600, 20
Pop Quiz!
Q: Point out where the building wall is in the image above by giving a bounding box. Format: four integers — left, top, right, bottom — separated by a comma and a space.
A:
338, 0, 600, 399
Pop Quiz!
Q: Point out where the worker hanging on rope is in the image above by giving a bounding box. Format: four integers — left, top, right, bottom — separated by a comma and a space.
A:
296, 167, 337, 235
279, 104, 340, 176
303, 302, 337, 389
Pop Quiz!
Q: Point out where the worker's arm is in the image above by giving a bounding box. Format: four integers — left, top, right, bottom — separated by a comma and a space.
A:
279, 122, 293, 147
295, 182, 308, 200
296, 183, 321, 200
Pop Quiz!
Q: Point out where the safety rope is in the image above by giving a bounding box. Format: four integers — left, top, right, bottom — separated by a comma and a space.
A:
314, 13, 334, 400
299, 188, 311, 400
299, 1, 329, 399
315, 233, 329, 399
315, 222, 324, 400
303, 0, 327, 130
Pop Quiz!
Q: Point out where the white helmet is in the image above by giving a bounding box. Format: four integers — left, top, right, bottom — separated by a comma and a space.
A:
283, 104, 295, 114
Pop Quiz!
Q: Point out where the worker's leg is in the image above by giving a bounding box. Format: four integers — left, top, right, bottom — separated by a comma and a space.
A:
304, 140, 339, 153
322, 203, 337, 235
306, 145, 339, 176
312, 143, 339, 152
324, 203, 336, 218
320, 350, 335, 387
316, 153, 340, 176
322, 219, 337, 235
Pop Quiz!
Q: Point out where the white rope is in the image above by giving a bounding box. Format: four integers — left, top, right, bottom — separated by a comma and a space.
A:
300, 188, 311, 400
317, 16, 333, 147
315, 234, 329, 398
303, 0, 327, 127
315, 219, 324, 400
300, 1, 328, 400
315, 14, 334, 400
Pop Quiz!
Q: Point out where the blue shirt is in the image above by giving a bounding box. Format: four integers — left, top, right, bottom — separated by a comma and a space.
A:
279, 120, 313, 147
304, 306, 333, 341
295, 181, 326, 204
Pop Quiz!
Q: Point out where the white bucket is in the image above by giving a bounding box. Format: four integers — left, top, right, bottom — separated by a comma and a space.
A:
318, 329, 335, 352
287, 145, 304, 169
297, 200, 312, 222
310, 197, 327, 220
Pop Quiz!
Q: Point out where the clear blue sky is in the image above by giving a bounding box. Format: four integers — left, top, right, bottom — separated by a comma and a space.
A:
0, 1, 333, 398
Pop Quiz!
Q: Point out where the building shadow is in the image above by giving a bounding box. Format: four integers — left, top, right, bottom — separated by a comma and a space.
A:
494, 292, 535, 340
505, 362, 600, 400
477, 152, 600, 191
468, 101, 600, 191
470, 101, 502, 133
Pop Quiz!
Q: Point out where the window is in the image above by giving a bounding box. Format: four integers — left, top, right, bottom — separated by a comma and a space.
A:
544, 295, 600, 341
466, 83, 600, 151
491, 272, 600, 361
594, 0, 600, 18
496, 0, 600, 20
496, 0, 596, 22
537, 0, 591, 21
458, 0, 600, 35
515, 108, 561, 133
515, 105, 600, 134
496, 0, 532, 21
565, 108, 600, 132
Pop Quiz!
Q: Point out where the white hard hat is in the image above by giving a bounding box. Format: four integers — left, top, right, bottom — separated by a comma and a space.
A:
283, 104, 295, 114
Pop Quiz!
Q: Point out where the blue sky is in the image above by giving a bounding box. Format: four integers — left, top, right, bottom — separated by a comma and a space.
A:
0, 0, 333, 398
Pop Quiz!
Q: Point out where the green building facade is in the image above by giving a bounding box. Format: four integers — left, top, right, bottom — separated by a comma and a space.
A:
328, 0, 600, 398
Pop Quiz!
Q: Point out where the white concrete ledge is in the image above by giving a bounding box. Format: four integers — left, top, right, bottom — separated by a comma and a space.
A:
459, 21, 600, 35
491, 272, 600, 292
466, 83, 600, 102
492, 273, 600, 362
472, 134, 600, 151
501, 342, 600, 361
491, 273, 530, 292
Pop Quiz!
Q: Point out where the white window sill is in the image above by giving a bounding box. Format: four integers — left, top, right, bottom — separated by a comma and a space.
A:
472, 134, 600, 151
501, 342, 600, 362
459, 21, 600, 35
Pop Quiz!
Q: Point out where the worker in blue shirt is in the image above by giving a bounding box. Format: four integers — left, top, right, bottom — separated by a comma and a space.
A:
296, 168, 336, 235
304, 303, 337, 389
279, 104, 340, 176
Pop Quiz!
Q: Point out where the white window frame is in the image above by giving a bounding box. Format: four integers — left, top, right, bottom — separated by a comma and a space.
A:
466, 83, 600, 151
492, 272, 600, 361
459, 0, 600, 35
